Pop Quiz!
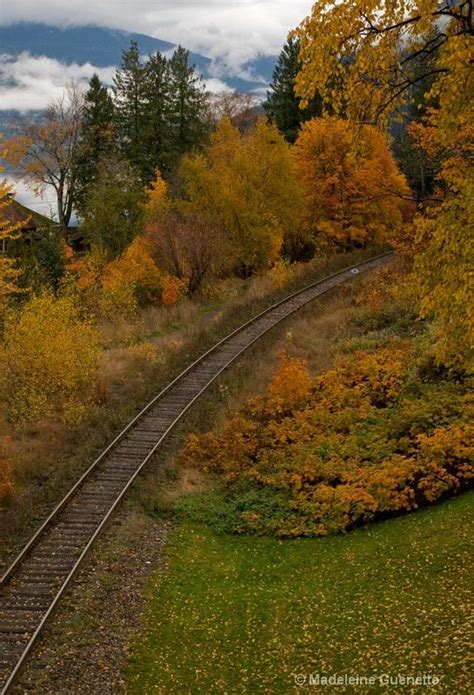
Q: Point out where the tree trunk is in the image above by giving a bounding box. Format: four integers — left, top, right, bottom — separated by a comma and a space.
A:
57, 188, 67, 233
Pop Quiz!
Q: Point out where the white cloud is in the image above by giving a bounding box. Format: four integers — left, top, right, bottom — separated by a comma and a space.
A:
0, 1, 313, 71
202, 77, 234, 94
0, 53, 115, 111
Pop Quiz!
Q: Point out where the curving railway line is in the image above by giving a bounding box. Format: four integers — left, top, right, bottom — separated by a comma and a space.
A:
0, 252, 392, 693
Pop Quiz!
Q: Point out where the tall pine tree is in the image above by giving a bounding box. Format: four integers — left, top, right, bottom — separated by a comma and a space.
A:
264, 37, 321, 143
113, 41, 149, 178
75, 74, 115, 213
168, 47, 210, 164
143, 52, 173, 178
111, 43, 210, 181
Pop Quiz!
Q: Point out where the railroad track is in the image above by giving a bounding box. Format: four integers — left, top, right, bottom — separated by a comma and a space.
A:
0, 252, 392, 693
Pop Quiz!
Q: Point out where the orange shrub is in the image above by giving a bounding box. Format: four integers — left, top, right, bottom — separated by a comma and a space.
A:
161, 275, 184, 306
66, 235, 182, 315
268, 353, 311, 410
183, 340, 472, 536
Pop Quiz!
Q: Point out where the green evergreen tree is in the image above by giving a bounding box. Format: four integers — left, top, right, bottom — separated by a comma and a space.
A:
113, 41, 149, 178
80, 153, 145, 259
143, 52, 173, 178
75, 74, 115, 213
264, 37, 322, 143
168, 47, 210, 165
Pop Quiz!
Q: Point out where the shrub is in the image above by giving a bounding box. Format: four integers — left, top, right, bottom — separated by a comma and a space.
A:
0, 293, 100, 424
183, 343, 473, 536
67, 235, 181, 317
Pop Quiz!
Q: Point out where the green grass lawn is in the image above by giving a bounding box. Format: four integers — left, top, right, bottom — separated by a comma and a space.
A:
126, 493, 472, 694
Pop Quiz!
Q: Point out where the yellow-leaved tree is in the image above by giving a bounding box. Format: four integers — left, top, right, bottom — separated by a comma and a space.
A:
294, 0, 473, 366
294, 1, 472, 128
144, 169, 169, 220
180, 117, 305, 276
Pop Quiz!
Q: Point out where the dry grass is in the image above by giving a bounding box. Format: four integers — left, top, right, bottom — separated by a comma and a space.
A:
98, 299, 203, 349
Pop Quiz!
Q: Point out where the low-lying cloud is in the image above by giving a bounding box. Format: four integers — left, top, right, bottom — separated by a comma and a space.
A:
0, 52, 244, 113
0, 53, 115, 111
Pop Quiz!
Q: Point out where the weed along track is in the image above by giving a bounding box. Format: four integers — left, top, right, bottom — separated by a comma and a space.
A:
0, 252, 392, 693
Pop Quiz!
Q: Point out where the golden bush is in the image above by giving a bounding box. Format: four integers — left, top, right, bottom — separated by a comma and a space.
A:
0, 293, 100, 424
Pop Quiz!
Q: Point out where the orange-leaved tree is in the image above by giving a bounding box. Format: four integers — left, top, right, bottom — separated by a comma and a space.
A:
2, 87, 83, 230
294, 118, 408, 250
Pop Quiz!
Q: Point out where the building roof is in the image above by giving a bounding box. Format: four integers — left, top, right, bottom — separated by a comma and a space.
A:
1, 198, 53, 232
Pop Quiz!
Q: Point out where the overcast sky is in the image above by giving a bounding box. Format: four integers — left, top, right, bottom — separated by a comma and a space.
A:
0, 1, 313, 67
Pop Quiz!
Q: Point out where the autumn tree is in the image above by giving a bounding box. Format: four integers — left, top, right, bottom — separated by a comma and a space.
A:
75, 74, 116, 213
264, 36, 322, 143
144, 168, 169, 221
80, 152, 145, 259
148, 209, 226, 295
412, 115, 474, 367
2, 86, 83, 230
145, 170, 226, 294
294, 1, 473, 365
180, 117, 305, 276
294, 118, 408, 250
294, 1, 472, 128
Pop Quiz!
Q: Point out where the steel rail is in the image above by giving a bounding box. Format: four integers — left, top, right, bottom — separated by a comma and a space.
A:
0, 251, 392, 693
